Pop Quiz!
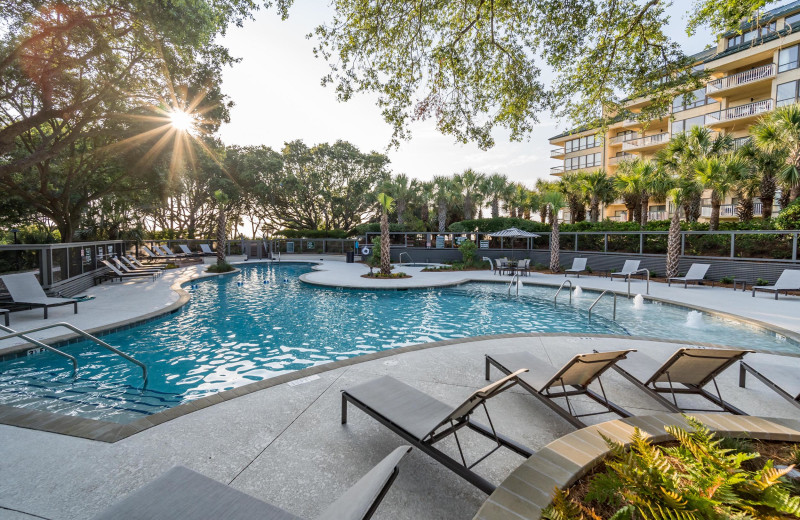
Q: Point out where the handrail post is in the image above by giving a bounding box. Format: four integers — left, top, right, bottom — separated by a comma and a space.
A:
553, 280, 572, 305
730, 232, 735, 258
588, 290, 616, 321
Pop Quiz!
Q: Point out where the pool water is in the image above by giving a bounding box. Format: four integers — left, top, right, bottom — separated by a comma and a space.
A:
0, 263, 796, 423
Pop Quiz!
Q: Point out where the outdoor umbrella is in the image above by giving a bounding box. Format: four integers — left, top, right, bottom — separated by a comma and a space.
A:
491, 227, 541, 260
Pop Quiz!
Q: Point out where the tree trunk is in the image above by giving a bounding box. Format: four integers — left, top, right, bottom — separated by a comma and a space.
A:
760, 173, 777, 220
665, 208, 681, 279
640, 192, 649, 227
792, 184, 800, 202
438, 201, 447, 232
688, 192, 702, 222
780, 188, 791, 211
737, 195, 754, 222
396, 200, 406, 225
491, 198, 499, 218
380, 211, 391, 275
540, 210, 546, 223
550, 215, 560, 273
710, 193, 721, 231
57, 217, 78, 243
216, 208, 227, 266
590, 197, 599, 223
464, 195, 472, 220
523, 208, 531, 220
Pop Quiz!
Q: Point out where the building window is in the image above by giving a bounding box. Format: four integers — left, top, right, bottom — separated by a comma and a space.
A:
727, 22, 777, 49
777, 80, 799, 107
672, 87, 711, 113
564, 134, 599, 153
787, 12, 800, 26
672, 115, 706, 134
779, 44, 800, 73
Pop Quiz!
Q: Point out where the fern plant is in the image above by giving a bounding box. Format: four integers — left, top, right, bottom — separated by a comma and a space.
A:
543, 417, 800, 520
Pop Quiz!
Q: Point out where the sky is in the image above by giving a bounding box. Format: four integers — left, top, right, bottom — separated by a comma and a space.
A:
216, 1, 716, 187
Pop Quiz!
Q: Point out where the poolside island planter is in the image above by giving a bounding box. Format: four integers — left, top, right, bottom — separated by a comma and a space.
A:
473, 413, 800, 520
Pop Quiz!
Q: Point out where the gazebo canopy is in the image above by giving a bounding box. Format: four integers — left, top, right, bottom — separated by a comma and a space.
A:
490, 227, 540, 238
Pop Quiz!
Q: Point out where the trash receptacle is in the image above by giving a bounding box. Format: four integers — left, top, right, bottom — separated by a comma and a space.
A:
346, 251, 354, 263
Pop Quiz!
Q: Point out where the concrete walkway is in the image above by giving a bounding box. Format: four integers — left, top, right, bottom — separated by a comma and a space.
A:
2, 335, 799, 520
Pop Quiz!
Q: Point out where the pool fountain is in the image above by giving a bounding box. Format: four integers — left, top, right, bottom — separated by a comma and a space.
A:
632, 294, 645, 310
573, 286, 583, 298
686, 310, 704, 328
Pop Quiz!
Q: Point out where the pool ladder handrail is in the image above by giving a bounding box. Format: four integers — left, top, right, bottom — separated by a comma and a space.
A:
627, 268, 650, 298
0, 323, 78, 376
588, 290, 617, 321
507, 273, 520, 295
399, 251, 414, 265
553, 280, 573, 305
0, 322, 148, 382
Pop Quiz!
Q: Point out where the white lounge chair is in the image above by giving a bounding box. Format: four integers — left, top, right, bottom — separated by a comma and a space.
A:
200, 243, 215, 256
178, 244, 201, 257
98, 260, 157, 283
158, 245, 183, 258
121, 256, 164, 272
565, 258, 588, 277
142, 245, 170, 260
752, 269, 800, 299
0, 273, 78, 319
610, 260, 642, 281
113, 257, 162, 277
668, 263, 712, 288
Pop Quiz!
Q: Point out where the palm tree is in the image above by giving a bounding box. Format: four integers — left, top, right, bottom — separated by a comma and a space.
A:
213, 190, 229, 267
376, 192, 394, 275
557, 172, 586, 224
656, 127, 733, 221
483, 173, 511, 218
640, 161, 672, 226
751, 104, 800, 202
386, 174, 415, 225
535, 180, 558, 222
736, 141, 785, 220
580, 169, 616, 223
454, 169, 485, 220
542, 192, 566, 272
695, 155, 748, 230
524, 190, 540, 220
614, 160, 644, 223
433, 175, 456, 232
665, 185, 685, 279
417, 180, 435, 229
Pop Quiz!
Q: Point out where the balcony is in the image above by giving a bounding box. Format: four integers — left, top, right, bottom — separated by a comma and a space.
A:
706, 99, 774, 128
550, 165, 564, 175
700, 201, 780, 218
609, 134, 637, 146
648, 210, 668, 221
706, 64, 775, 99
732, 136, 751, 150
550, 148, 565, 159
608, 155, 634, 166
621, 132, 670, 152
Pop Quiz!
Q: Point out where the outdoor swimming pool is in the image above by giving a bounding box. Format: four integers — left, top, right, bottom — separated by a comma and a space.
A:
0, 262, 796, 423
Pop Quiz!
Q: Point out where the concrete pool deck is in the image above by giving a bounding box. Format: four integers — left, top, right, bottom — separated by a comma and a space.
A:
2, 335, 800, 520
2, 255, 800, 519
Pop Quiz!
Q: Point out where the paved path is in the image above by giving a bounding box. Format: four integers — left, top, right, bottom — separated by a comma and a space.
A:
1, 335, 799, 520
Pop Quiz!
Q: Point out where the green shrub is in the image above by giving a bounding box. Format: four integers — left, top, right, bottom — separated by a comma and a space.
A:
543, 417, 800, 520
720, 275, 734, 284
367, 236, 381, 268
756, 277, 769, 286
776, 200, 800, 230
458, 239, 477, 267
206, 262, 235, 273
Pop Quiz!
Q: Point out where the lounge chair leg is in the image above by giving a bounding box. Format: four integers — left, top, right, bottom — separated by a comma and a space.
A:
485, 356, 491, 381
738, 362, 747, 388
341, 394, 348, 424
73, 302, 78, 314
684, 281, 688, 289
44, 307, 48, 320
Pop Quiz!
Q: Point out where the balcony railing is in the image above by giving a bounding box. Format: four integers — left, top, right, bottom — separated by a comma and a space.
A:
609, 134, 637, 145
732, 137, 752, 150
621, 132, 670, 151
550, 165, 564, 174
647, 211, 668, 221
706, 64, 775, 95
706, 99, 774, 125
609, 155, 634, 165
700, 201, 780, 218
550, 148, 564, 158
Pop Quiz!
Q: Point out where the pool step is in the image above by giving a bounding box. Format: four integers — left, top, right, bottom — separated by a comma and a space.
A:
0, 373, 183, 423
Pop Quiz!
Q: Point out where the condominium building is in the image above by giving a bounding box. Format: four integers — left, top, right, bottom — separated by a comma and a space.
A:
548, 0, 800, 222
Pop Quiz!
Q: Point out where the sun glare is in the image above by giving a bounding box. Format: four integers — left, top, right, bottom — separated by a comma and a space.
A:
169, 110, 194, 132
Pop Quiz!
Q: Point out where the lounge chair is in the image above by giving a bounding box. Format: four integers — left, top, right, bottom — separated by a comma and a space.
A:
90, 446, 411, 520
158, 245, 184, 258
200, 244, 215, 256
485, 350, 634, 428
0, 273, 78, 319
739, 354, 800, 410
668, 263, 712, 288
610, 260, 642, 281
0, 308, 8, 326
565, 258, 588, 278
341, 371, 534, 494
98, 260, 157, 283
128, 254, 168, 268
609, 347, 752, 414
142, 245, 171, 261
178, 244, 202, 257
121, 256, 164, 272
113, 257, 162, 278
752, 269, 800, 299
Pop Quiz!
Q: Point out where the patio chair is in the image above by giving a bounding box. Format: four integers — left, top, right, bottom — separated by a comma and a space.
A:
178, 244, 202, 257
485, 350, 634, 428
565, 258, 588, 278
609, 347, 752, 414
200, 244, 215, 256
0, 273, 78, 319
341, 371, 534, 494
90, 446, 411, 520
0, 308, 8, 326
158, 245, 185, 258
668, 263, 712, 288
98, 260, 157, 283
739, 354, 800, 410
751, 269, 800, 299
494, 257, 509, 275
142, 245, 172, 261
113, 257, 162, 277
517, 259, 531, 276
610, 260, 642, 282
121, 256, 164, 272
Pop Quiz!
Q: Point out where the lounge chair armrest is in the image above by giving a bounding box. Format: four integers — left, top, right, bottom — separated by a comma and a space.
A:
316, 446, 411, 520
475, 368, 528, 399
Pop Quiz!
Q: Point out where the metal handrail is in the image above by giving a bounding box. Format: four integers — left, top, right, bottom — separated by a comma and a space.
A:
554, 280, 573, 305
0, 324, 78, 376
0, 322, 147, 382
588, 290, 617, 321
627, 268, 650, 297
507, 273, 520, 295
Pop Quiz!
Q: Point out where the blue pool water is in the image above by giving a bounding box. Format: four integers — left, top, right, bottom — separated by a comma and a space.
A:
0, 263, 796, 423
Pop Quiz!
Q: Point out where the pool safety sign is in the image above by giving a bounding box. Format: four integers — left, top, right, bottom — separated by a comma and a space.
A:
435, 236, 445, 248
480, 240, 490, 249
